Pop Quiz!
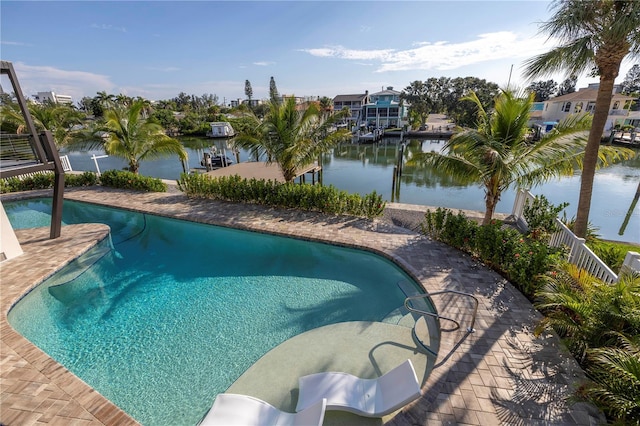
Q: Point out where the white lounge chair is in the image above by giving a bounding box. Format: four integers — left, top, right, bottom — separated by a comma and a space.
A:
295, 359, 421, 418
200, 393, 326, 426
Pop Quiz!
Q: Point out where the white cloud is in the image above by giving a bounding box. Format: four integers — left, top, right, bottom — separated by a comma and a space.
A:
11, 62, 115, 101
146, 66, 181, 72
91, 23, 127, 33
253, 61, 275, 66
302, 31, 550, 73
1, 41, 32, 46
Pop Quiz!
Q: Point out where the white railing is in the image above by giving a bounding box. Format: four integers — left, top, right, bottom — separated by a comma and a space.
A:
60, 155, 72, 172
513, 189, 638, 284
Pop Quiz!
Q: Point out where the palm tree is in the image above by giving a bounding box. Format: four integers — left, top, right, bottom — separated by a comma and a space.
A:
233, 97, 351, 183
579, 335, 640, 424
0, 100, 84, 147
410, 89, 633, 225
70, 100, 187, 174
523, 0, 640, 238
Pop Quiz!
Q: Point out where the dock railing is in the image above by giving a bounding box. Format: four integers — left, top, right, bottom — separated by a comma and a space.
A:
512, 189, 639, 284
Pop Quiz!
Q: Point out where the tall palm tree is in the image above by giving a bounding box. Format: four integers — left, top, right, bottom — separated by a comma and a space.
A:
523, 0, 640, 238
70, 100, 187, 174
410, 89, 633, 225
233, 97, 351, 183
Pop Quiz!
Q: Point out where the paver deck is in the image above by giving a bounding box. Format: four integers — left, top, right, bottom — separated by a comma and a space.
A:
1, 187, 602, 425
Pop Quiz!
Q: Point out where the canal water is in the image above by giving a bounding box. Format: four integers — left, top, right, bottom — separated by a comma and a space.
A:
61, 137, 640, 244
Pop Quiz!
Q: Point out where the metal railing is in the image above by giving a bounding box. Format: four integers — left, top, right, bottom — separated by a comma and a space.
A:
404, 290, 479, 333
512, 189, 628, 284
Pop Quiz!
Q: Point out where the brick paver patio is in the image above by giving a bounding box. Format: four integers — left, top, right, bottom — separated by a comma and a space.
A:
1, 187, 602, 425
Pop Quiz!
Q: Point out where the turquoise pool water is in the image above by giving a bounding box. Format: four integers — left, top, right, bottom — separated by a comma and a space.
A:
5, 199, 421, 425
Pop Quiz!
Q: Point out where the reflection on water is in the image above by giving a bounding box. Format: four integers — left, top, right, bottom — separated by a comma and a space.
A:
61, 137, 640, 243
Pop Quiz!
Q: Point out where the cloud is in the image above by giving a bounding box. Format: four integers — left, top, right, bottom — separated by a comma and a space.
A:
146, 66, 181, 72
91, 23, 127, 33
301, 31, 550, 73
10, 62, 115, 101
253, 61, 275, 66
1, 41, 32, 46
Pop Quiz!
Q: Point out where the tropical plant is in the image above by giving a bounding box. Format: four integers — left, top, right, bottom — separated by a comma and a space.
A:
535, 264, 640, 363
69, 100, 187, 174
232, 97, 351, 182
578, 334, 640, 424
0, 100, 84, 147
524, 0, 640, 238
410, 89, 633, 225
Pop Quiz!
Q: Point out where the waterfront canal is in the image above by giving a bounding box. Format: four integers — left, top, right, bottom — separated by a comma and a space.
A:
62, 137, 640, 244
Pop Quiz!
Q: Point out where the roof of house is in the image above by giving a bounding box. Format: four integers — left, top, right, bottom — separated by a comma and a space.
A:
333, 94, 367, 102
549, 87, 634, 103
371, 88, 401, 96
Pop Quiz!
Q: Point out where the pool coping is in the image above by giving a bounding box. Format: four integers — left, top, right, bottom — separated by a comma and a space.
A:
1, 187, 603, 425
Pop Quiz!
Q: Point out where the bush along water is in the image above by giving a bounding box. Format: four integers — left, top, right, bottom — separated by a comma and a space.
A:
177, 172, 386, 219
99, 170, 167, 192
0, 169, 166, 193
0, 171, 98, 193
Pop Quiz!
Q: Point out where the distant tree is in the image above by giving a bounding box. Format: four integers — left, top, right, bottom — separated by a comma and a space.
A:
557, 75, 578, 96
269, 77, 279, 103
318, 96, 333, 112
115, 93, 133, 107
95, 91, 115, 108
526, 80, 558, 101
77, 97, 93, 114
401, 81, 431, 127
245, 80, 253, 104
149, 109, 178, 131
621, 64, 640, 99
524, 0, 640, 238
443, 77, 500, 127
621, 64, 640, 111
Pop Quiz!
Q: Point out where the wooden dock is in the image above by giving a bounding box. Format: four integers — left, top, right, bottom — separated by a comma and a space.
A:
203, 161, 321, 184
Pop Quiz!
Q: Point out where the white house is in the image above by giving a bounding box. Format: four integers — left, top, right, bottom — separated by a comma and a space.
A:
33, 91, 73, 105
531, 84, 636, 136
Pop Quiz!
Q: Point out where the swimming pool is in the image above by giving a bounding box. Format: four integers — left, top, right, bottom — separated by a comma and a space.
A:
5, 199, 423, 425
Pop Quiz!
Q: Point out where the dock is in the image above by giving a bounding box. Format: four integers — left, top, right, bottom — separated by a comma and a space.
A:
203, 161, 322, 184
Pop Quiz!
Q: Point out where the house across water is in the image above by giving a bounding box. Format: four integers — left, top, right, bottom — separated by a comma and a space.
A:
207, 122, 235, 138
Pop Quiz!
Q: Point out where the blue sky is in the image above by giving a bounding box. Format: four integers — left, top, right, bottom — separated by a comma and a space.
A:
1, 1, 636, 106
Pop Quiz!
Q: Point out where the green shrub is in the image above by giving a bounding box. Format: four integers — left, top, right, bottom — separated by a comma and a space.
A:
65, 171, 99, 187
176, 172, 385, 218
523, 195, 568, 240
421, 208, 562, 299
99, 170, 167, 192
589, 242, 628, 273
0, 171, 99, 193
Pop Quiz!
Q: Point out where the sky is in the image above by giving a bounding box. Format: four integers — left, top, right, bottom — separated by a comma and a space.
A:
1, 1, 637, 106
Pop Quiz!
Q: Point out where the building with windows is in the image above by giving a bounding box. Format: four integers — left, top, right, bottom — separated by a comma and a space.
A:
361, 87, 408, 129
530, 84, 636, 136
333, 92, 369, 127
33, 91, 73, 105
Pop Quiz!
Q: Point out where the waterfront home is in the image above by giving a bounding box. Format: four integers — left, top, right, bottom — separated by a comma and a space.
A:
530, 84, 637, 136
361, 87, 409, 130
333, 92, 370, 129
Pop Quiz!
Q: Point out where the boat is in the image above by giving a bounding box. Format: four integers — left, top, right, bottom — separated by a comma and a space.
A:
200, 152, 234, 171
206, 122, 235, 138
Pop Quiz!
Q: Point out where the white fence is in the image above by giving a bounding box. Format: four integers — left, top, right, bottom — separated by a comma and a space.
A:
512, 189, 639, 284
